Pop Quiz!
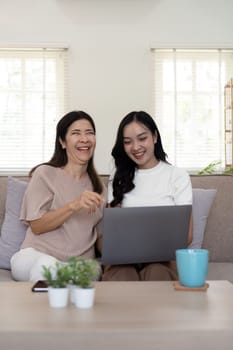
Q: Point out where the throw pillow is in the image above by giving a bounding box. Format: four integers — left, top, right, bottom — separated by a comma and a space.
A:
0, 177, 28, 269
188, 188, 217, 249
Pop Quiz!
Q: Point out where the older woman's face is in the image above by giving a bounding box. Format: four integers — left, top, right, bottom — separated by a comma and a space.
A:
60, 119, 96, 166
123, 121, 158, 169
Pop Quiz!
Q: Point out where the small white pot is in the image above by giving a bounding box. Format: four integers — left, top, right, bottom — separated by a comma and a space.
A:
74, 286, 95, 309
48, 287, 69, 308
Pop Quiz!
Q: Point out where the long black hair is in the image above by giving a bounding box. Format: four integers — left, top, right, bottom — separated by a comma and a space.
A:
30, 110, 103, 194
110, 111, 168, 207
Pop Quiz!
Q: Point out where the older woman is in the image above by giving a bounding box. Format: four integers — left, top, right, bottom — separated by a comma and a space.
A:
11, 111, 106, 281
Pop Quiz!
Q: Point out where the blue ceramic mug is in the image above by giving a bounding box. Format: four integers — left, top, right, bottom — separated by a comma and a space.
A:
176, 249, 209, 287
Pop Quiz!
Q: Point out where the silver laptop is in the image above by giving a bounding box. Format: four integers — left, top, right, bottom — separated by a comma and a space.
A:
101, 205, 192, 265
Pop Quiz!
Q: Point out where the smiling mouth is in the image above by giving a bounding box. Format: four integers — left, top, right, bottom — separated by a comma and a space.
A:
76, 146, 91, 151
133, 151, 144, 159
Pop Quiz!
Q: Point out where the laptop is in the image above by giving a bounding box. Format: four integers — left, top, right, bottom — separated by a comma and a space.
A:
101, 205, 192, 265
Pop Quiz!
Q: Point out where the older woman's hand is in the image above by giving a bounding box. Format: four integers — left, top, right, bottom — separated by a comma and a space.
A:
70, 191, 105, 213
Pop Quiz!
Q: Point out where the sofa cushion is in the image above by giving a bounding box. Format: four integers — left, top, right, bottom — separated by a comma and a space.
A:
188, 188, 217, 249
0, 177, 28, 270
207, 262, 233, 284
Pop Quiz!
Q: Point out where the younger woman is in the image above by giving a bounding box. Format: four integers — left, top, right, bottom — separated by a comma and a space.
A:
102, 111, 192, 281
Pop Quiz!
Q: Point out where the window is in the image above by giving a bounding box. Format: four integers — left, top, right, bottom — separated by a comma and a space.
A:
152, 49, 233, 171
0, 47, 68, 174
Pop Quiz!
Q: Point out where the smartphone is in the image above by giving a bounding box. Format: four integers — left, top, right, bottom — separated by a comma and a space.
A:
31, 280, 48, 292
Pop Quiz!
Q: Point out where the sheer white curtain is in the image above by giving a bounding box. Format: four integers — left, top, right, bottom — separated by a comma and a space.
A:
152, 49, 233, 171
0, 48, 68, 173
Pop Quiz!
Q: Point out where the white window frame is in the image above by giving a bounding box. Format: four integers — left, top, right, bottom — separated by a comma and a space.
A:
0, 46, 68, 175
152, 46, 233, 172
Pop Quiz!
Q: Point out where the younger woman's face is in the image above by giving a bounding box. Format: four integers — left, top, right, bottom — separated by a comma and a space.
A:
60, 119, 96, 166
123, 121, 158, 169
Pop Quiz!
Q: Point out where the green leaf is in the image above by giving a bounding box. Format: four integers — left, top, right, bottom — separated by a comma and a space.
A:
42, 262, 71, 288
197, 160, 221, 175
67, 256, 100, 288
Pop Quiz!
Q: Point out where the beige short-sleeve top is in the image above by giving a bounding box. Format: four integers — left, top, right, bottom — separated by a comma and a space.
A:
20, 165, 106, 261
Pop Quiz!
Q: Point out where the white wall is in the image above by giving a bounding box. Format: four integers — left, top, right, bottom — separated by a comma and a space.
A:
0, 0, 233, 173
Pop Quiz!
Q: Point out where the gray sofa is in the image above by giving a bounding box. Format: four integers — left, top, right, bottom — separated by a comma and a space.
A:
0, 174, 233, 282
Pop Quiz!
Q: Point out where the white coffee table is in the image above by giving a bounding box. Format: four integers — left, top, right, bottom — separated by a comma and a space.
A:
0, 281, 233, 350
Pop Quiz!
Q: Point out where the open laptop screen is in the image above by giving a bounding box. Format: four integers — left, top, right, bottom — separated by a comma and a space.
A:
101, 205, 192, 265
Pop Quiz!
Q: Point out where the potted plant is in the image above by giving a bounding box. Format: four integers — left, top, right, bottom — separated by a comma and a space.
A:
68, 256, 100, 309
197, 160, 233, 175
42, 262, 70, 308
